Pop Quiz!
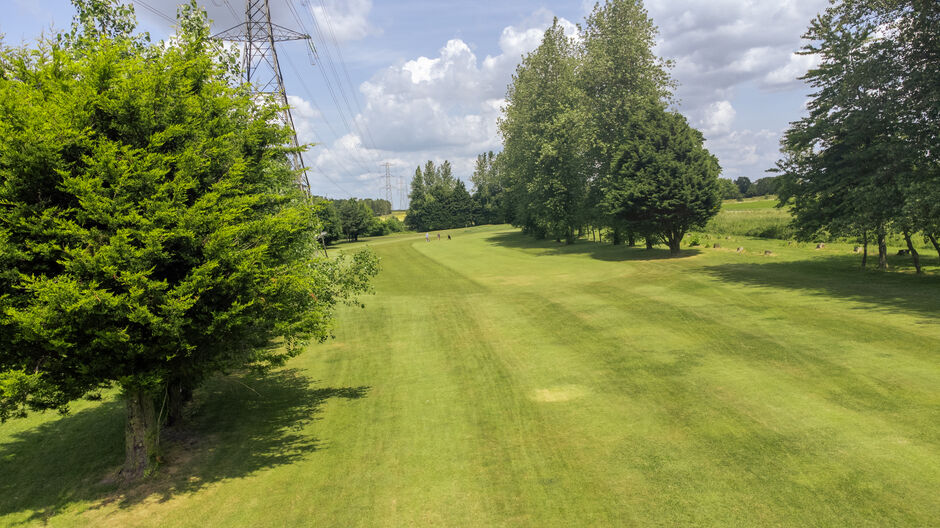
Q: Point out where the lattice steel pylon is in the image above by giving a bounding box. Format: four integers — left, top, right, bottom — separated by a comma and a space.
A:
381, 162, 393, 207
214, 0, 312, 194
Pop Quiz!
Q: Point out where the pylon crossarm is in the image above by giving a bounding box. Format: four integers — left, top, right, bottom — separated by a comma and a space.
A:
211, 24, 308, 43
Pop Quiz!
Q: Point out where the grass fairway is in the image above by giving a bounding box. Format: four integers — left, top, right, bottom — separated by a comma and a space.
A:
1, 225, 938, 526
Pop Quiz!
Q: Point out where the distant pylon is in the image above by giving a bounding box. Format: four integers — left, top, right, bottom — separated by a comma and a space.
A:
214, 0, 312, 194
381, 162, 393, 208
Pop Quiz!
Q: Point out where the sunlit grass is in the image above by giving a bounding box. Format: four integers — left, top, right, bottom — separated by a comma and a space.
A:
1, 224, 938, 526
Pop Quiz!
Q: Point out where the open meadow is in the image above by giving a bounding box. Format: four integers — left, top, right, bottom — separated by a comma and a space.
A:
1, 224, 938, 526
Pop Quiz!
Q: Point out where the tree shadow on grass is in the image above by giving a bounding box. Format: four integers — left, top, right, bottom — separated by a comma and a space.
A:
0, 369, 368, 524
484, 230, 701, 261
701, 253, 940, 319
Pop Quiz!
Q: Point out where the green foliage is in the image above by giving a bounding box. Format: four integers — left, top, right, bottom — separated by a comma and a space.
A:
470, 151, 505, 225
313, 197, 343, 244
404, 160, 474, 231
0, 0, 378, 474
744, 176, 780, 197
497, 1, 718, 252
381, 216, 406, 234
604, 107, 722, 254
580, 0, 674, 242
717, 178, 742, 200
338, 198, 376, 241
500, 19, 589, 244
776, 0, 939, 271
360, 198, 392, 217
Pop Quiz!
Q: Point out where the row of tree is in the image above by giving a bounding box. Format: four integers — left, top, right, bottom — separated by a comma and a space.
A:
315, 198, 404, 243
404, 160, 473, 231
776, 0, 939, 272
0, 1, 378, 479
718, 176, 782, 200
496, 1, 721, 254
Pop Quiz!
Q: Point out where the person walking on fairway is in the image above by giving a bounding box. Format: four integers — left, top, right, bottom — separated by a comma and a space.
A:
437, 233, 441, 240
425, 232, 429, 242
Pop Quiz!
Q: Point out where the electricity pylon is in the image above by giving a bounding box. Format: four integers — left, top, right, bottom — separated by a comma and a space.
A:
381, 162, 393, 208
214, 0, 312, 194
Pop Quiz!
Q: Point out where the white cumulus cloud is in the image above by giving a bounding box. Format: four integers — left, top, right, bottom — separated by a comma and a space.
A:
301, 12, 578, 201
702, 100, 736, 136
309, 0, 378, 42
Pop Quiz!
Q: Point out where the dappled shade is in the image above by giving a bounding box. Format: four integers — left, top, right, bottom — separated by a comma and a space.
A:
0, 370, 369, 521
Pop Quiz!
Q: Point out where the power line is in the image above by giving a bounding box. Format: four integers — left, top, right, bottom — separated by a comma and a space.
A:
132, 0, 176, 24
133, 0, 371, 200
399, 171, 406, 211
281, 50, 368, 191
311, 0, 382, 153
289, 1, 383, 163
219, 0, 239, 21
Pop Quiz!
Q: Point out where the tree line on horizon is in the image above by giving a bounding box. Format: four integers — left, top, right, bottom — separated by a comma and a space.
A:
314, 197, 404, 243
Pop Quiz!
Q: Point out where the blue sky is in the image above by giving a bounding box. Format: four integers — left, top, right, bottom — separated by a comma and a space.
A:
3, 0, 828, 207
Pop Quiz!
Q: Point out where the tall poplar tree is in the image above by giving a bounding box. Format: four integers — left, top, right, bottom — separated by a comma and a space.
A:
500, 19, 588, 244
580, 0, 674, 245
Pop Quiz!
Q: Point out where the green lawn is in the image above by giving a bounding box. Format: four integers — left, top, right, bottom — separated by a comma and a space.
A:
2, 225, 938, 526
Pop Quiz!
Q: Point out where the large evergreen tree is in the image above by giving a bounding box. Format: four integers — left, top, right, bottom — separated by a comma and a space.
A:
0, 0, 378, 479
404, 166, 427, 231
604, 107, 721, 255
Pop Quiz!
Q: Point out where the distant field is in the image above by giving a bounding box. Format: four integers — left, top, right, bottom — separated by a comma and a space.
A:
720, 197, 780, 210
2, 225, 937, 527
705, 197, 794, 239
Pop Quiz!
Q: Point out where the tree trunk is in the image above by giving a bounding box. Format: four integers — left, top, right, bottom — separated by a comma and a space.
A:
903, 231, 922, 274
861, 230, 868, 269
592, 228, 596, 242
123, 387, 159, 481
565, 226, 575, 245
877, 226, 888, 271
626, 231, 636, 247
668, 234, 681, 256
645, 237, 654, 250
612, 227, 622, 245
929, 233, 940, 263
